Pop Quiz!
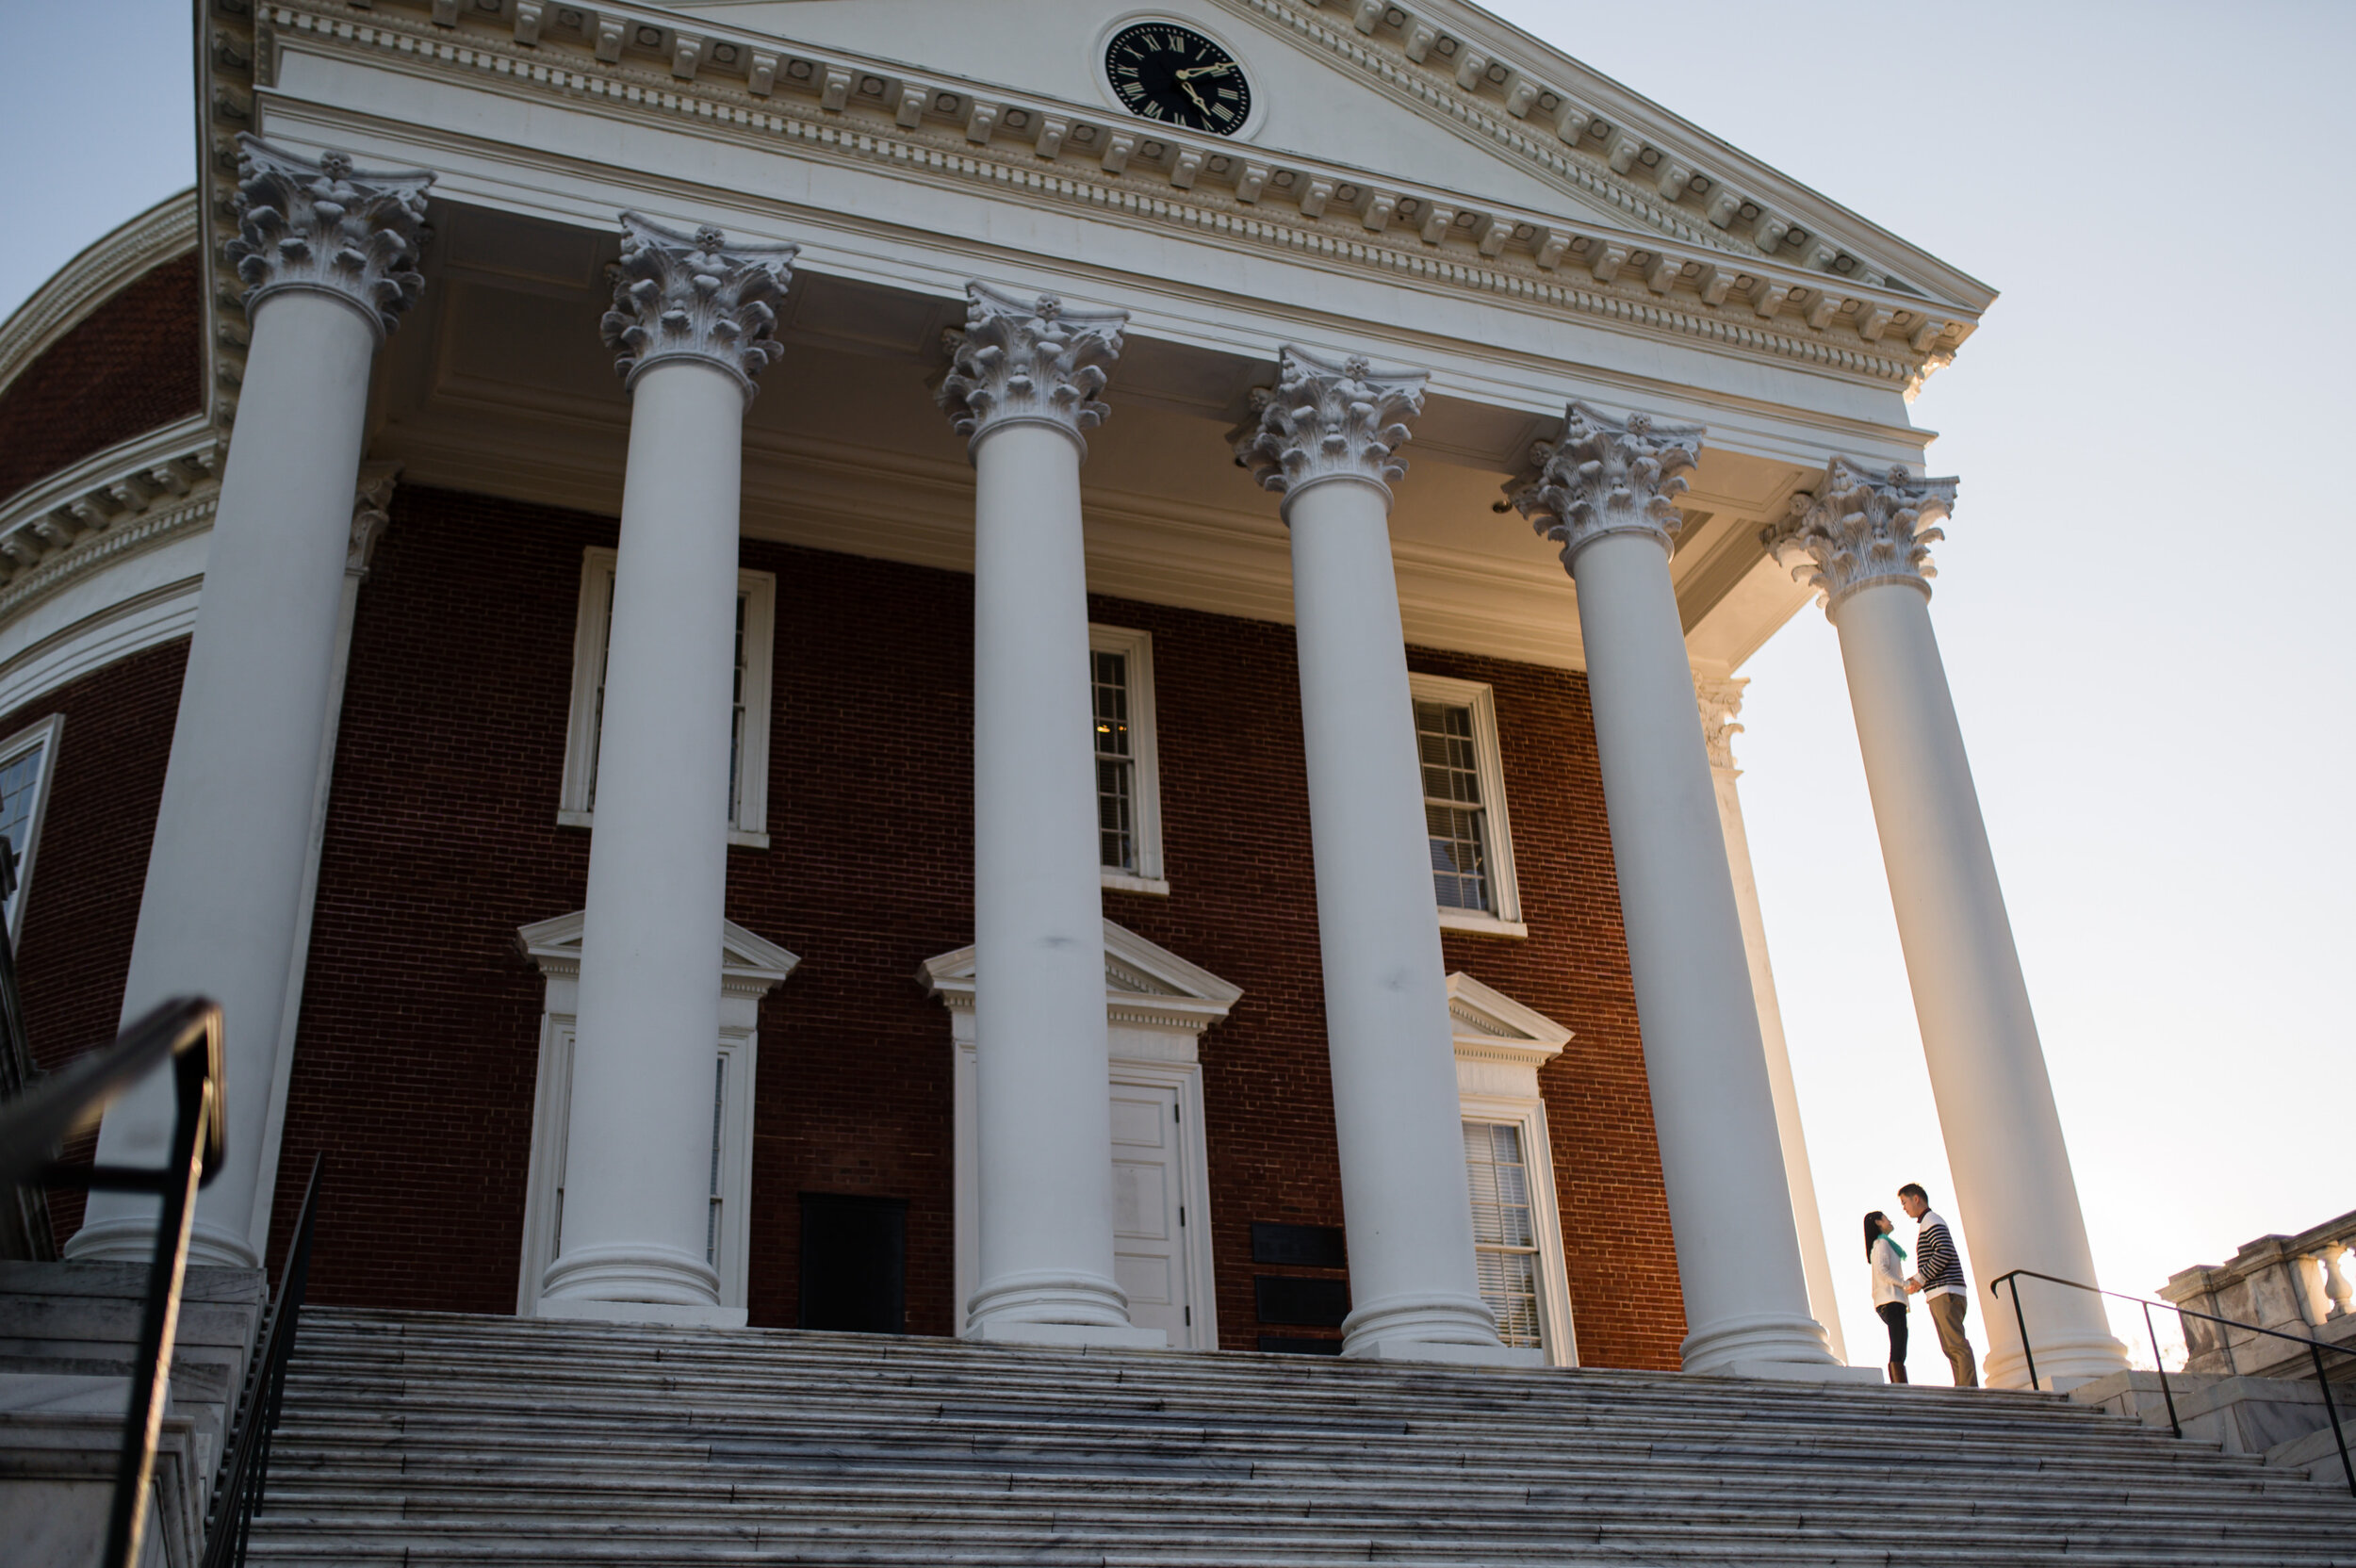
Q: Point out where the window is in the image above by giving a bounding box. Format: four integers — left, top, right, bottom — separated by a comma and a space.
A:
1089, 625, 1166, 894
1464, 1119, 1544, 1348
559, 547, 776, 847
1448, 971, 1578, 1364
1408, 673, 1523, 937
0, 716, 64, 942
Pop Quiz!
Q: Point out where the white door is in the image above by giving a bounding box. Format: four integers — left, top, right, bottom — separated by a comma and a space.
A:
1109, 1080, 1196, 1345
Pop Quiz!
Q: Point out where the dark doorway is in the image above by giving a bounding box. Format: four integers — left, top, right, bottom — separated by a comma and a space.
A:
798, 1193, 908, 1333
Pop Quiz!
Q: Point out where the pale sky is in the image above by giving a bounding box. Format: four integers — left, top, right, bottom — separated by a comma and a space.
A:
5, 2, 2348, 1380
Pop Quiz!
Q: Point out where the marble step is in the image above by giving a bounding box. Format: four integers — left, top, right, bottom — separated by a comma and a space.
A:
235, 1309, 2353, 1566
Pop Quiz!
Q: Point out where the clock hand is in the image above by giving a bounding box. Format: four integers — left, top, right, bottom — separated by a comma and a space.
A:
1173, 63, 1235, 80
1182, 80, 1211, 114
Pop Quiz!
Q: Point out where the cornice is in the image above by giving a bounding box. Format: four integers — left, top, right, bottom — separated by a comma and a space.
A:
1223, 0, 1994, 315
0, 420, 222, 623
0, 190, 200, 400
221, 0, 1954, 407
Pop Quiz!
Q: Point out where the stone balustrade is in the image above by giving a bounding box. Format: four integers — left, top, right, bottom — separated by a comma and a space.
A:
2164, 1210, 2356, 1381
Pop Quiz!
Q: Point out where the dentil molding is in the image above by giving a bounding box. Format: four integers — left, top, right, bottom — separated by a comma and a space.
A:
1235, 347, 1427, 507
226, 136, 434, 341
1767, 456, 1956, 612
1513, 400, 1703, 568
936, 285, 1127, 453
600, 214, 797, 398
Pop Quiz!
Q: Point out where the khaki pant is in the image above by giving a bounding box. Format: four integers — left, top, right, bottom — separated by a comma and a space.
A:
1927, 1291, 1979, 1386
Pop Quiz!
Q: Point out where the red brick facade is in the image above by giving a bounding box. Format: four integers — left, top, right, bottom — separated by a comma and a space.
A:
0, 253, 205, 506
0, 640, 189, 1243
22, 482, 1683, 1369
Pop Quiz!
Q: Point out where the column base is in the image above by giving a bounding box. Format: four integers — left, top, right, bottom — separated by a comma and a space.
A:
966, 1267, 1143, 1339
61, 1217, 259, 1269
1986, 1327, 2130, 1392
1679, 1311, 1842, 1377
539, 1241, 724, 1314
535, 1298, 747, 1330
1339, 1291, 1511, 1364
966, 1319, 1169, 1349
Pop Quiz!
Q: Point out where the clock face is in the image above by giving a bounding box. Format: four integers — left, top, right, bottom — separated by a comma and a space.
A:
1104, 23, 1252, 137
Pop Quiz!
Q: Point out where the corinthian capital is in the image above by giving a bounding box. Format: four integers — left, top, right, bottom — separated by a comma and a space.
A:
1512, 401, 1703, 568
1694, 674, 1747, 772
224, 136, 434, 340
601, 214, 797, 398
1767, 457, 1956, 611
937, 284, 1127, 454
1234, 347, 1427, 507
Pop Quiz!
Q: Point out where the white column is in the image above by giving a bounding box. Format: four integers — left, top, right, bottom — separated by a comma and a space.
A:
1237, 349, 1511, 1364
537, 217, 794, 1326
1514, 403, 1841, 1377
1772, 461, 2127, 1387
69, 140, 431, 1267
1696, 676, 1848, 1364
938, 286, 1159, 1348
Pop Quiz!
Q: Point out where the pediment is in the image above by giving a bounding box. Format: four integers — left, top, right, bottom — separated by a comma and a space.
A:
516, 909, 801, 994
1446, 971, 1571, 1068
918, 918, 1244, 1027
656, 0, 1988, 311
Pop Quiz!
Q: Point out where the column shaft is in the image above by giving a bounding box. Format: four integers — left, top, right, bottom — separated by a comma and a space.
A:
541, 359, 745, 1320
1572, 531, 1833, 1372
1833, 581, 2118, 1385
1286, 477, 1500, 1360
1702, 704, 1848, 1362
965, 418, 1142, 1340
71, 291, 379, 1266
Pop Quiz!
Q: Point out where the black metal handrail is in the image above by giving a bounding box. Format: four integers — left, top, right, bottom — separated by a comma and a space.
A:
1991, 1266, 2355, 1497
202, 1153, 323, 1568
0, 993, 226, 1568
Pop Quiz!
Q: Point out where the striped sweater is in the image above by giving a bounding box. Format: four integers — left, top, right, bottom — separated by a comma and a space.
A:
1915, 1212, 1964, 1298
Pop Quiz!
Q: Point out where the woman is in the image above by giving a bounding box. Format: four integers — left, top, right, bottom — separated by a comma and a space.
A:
1866, 1210, 1909, 1383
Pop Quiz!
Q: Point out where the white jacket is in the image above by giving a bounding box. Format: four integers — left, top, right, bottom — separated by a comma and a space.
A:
1870, 1235, 1909, 1308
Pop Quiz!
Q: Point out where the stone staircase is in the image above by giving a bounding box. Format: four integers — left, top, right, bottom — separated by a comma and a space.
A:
244, 1308, 2353, 1566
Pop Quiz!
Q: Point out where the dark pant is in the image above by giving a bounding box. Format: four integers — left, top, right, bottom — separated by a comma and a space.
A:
1877, 1302, 1909, 1381
1927, 1291, 1979, 1386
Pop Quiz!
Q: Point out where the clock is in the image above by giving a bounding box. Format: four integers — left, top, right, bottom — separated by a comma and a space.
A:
1104, 23, 1252, 137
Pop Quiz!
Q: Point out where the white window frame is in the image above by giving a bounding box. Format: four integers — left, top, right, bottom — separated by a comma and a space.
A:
1089, 623, 1168, 895
1408, 672, 1526, 939
558, 547, 776, 849
0, 714, 65, 944
1448, 971, 1578, 1366
514, 909, 799, 1320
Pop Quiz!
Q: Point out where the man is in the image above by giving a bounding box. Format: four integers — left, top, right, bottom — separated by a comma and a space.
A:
1900, 1183, 1978, 1387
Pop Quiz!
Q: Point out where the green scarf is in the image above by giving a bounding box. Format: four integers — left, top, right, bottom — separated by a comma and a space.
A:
1878, 1231, 1907, 1263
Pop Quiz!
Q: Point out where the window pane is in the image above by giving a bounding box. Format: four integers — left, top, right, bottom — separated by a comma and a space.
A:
1464, 1119, 1543, 1348
707, 1054, 728, 1267
586, 573, 616, 810
729, 591, 748, 823
0, 740, 47, 932
1416, 701, 1491, 913
1093, 650, 1135, 871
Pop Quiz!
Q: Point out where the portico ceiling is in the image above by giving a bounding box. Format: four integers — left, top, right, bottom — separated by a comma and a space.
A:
382, 200, 1812, 671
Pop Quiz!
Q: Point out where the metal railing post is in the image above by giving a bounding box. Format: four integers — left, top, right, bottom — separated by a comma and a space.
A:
1995, 1276, 2038, 1393
2143, 1299, 2180, 1438
2311, 1341, 2354, 1500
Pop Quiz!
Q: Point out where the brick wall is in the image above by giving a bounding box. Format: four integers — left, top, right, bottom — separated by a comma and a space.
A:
0, 253, 204, 505
0, 640, 188, 1245
29, 482, 1679, 1368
